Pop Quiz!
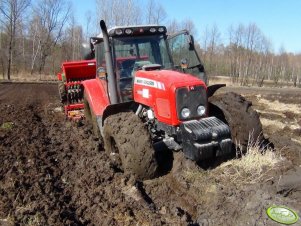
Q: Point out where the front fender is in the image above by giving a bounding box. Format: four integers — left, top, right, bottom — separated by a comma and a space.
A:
207, 84, 226, 98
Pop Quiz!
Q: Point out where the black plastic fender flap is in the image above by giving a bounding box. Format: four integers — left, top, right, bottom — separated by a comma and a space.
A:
207, 84, 226, 98
180, 116, 232, 161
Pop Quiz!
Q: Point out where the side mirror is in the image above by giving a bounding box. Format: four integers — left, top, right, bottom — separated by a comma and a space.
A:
81, 42, 94, 60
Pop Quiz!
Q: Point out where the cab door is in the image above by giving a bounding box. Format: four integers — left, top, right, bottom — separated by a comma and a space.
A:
167, 31, 207, 84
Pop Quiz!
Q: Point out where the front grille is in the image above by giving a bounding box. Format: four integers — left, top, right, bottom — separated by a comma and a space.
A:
176, 85, 207, 121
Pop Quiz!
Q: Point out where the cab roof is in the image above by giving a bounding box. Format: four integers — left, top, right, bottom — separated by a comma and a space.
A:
97, 25, 167, 38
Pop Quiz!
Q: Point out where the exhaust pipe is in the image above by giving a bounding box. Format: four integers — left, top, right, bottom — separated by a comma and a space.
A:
100, 20, 118, 104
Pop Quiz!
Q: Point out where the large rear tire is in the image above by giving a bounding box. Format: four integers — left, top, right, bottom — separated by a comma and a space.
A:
103, 112, 158, 180
209, 92, 269, 152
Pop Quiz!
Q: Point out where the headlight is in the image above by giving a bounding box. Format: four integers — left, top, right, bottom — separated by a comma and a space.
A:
158, 27, 165, 32
181, 108, 191, 118
150, 27, 157, 33
125, 28, 133, 35
197, 105, 206, 116
115, 28, 123, 35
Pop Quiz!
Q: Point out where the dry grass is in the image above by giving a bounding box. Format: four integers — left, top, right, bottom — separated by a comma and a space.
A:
209, 76, 233, 86
260, 118, 286, 130
182, 134, 284, 190
1, 73, 57, 82
209, 75, 267, 87
13, 73, 56, 81
0, 215, 14, 226
209, 75, 299, 88
256, 109, 285, 118
114, 212, 135, 225
183, 169, 210, 190
213, 141, 283, 186
291, 138, 301, 145
256, 96, 300, 131
257, 98, 301, 115
24, 212, 43, 226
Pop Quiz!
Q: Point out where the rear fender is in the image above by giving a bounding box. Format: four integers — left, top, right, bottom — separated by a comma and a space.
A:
82, 78, 110, 116
102, 101, 138, 126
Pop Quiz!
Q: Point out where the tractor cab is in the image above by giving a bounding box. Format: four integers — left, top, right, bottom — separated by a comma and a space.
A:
87, 25, 207, 102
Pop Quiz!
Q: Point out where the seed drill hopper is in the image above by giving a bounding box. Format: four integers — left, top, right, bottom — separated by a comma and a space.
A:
57, 59, 96, 119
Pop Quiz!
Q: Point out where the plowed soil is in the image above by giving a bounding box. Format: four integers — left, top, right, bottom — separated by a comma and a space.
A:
0, 83, 300, 226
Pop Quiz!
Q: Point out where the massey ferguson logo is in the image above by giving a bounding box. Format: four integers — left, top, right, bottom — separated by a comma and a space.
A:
135, 77, 165, 90
136, 79, 155, 86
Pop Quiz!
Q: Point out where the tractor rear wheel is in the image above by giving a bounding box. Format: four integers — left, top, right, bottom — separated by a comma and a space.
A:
84, 95, 101, 139
209, 92, 269, 153
58, 82, 67, 103
103, 112, 158, 180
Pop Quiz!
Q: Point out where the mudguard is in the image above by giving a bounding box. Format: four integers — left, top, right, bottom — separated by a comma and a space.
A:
207, 84, 226, 98
102, 101, 138, 125
82, 78, 110, 116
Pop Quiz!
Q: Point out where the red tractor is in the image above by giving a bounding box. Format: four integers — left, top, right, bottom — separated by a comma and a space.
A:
60, 20, 268, 179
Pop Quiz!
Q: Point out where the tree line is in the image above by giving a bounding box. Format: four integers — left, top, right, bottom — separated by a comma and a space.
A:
0, 0, 73, 79
0, 0, 300, 87
198, 23, 301, 87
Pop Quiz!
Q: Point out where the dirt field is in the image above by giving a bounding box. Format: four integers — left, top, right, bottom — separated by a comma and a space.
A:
0, 83, 300, 226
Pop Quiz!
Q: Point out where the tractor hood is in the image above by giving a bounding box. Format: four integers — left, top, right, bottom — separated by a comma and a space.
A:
134, 69, 206, 90
133, 69, 207, 126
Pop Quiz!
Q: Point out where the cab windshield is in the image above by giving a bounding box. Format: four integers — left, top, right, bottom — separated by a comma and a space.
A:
113, 35, 173, 78
112, 35, 173, 102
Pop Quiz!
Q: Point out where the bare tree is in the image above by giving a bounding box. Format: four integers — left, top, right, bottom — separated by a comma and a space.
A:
63, 15, 83, 61
224, 23, 274, 86
146, 0, 166, 24
0, 5, 5, 78
166, 19, 180, 35
205, 24, 221, 76
227, 24, 244, 82
181, 19, 196, 36
29, 15, 41, 74
30, 0, 71, 74
0, 0, 30, 80
255, 37, 272, 87
96, 0, 141, 28
290, 54, 301, 87
95, 0, 165, 30
167, 18, 196, 36
84, 10, 94, 41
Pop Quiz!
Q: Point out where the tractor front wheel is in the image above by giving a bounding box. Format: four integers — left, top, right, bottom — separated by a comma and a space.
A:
103, 112, 158, 180
209, 92, 270, 153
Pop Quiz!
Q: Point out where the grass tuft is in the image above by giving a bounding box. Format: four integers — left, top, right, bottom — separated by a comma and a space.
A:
213, 138, 283, 186
1, 122, 14, 130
